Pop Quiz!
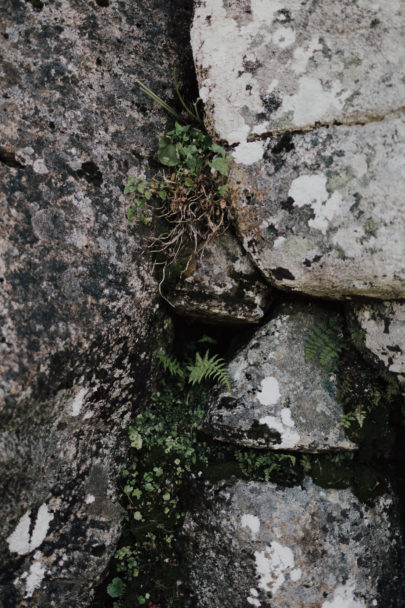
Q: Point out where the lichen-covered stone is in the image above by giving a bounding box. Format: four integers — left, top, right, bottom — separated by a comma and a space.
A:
183, 478, 405, 608
191, 0, 404, 148
230, 117, 405, 299
0, 0, 191, 604
162, 232, 272, 324
191, 0, 405, 299
346, 301, 405, 386
202, 301, 355, 452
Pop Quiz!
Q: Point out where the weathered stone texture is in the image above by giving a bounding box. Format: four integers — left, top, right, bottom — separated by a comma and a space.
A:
203, 301, 355, 452
191, 0, 404, 145
183, 479, 405, 608
163, 232, 272, 324
347, 301, 405, 386
192, 0, 405, 300
0, 0, 191, 605
230, 117, 405, 299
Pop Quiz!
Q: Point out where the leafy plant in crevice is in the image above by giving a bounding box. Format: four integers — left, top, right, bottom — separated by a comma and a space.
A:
96, 338, 318, 608
125, 77, 230, 293
304, 316, 401, 449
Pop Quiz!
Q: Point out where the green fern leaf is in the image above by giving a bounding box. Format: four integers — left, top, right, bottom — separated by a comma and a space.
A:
187, 350, 231, 390
156, 350, 186, 379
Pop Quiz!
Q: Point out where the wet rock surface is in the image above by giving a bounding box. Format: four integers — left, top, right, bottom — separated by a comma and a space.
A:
347, 301, 405, 387
203, 301, 356, 452
162, 232, 272, 324
183, 478, 405, 608
0, 0, 191, 604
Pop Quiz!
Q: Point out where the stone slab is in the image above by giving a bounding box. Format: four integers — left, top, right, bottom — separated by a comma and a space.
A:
230, 117, 405, 299
203, 301, 356, 452
192, 0, 405, 147
163, 232, 272, 324
183, 478, 405, 608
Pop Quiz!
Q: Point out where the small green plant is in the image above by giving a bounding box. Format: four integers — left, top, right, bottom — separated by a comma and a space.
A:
125, 78, 230, 289
304, 316, 345, 373
157, 348, 231, 390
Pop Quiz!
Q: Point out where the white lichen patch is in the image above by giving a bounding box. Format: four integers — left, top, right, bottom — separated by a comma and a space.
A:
289, 173, 344, 234
85, 494, 96, 504
69, 387, 88, 417
232, 141, 266, 165
280, 75, 349, 127
7, 504, 53, 555
241, 514, 260, 538
260, 408, 300, 449
24, 553, 46, 598
256, 377, 280, 406
254, 541, 295, 594
33, 158, 49, 174
322, 579, 366, 608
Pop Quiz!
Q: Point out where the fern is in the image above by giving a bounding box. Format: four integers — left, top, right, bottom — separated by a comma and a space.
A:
304, 318, 344, 372
156, 350, 186, 379
187, 350, 231, 390
157, 348, 230, 389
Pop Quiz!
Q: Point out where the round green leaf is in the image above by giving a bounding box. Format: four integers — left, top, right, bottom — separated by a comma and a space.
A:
158, 136, 179, 166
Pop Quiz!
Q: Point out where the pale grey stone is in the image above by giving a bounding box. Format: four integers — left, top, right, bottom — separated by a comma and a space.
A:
347, 301, 405, 386
163, 232, 272, 324
183, 478, 405, 608
192, 0, 405, 146
230, 117, 405, 299
202, 301, 356, 452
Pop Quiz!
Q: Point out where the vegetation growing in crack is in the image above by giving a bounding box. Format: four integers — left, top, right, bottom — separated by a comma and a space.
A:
93, 315, 402, 608
125, 77, 230, 293
304, 316, 401, 468
94, 335, 320, 608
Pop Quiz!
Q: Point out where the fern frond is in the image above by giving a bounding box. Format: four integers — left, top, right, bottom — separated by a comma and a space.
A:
187, 350, 231, 390
156, 350, 186, 379
304, 318, 344, 372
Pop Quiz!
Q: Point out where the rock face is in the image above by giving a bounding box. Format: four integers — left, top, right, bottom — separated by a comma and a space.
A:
191, 0, 405, 299
191, 0, 404, 143
183, 478, 405, 608
230, 118, 405, 299
163, 232, 272, 324
347, 302, 405, 387
203, 301, 355, 452
0, 0, 191, 605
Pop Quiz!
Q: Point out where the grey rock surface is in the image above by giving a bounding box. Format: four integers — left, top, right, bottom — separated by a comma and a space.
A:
191, 0, 405, 144
203, 301, 355, 452
0, 0, 191, 604
183, 478, 405, 608
347, 301, 405, 386
163, 232, 272, 324
192, 0, 405, 299
230, 117, 405, 299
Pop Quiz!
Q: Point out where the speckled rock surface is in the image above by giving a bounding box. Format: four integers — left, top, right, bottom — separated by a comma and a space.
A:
163, 232, 272, 324
191, 1, 405, 299
183, 478, 405, 608
230, 117, 405, 299
0, 0, 191, 605
202, 301, 355, 452
347, 301, 405, 387
191, 0, 404, 146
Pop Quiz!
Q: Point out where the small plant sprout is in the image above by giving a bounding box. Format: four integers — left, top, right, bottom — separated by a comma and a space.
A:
125, 76, 231, 294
